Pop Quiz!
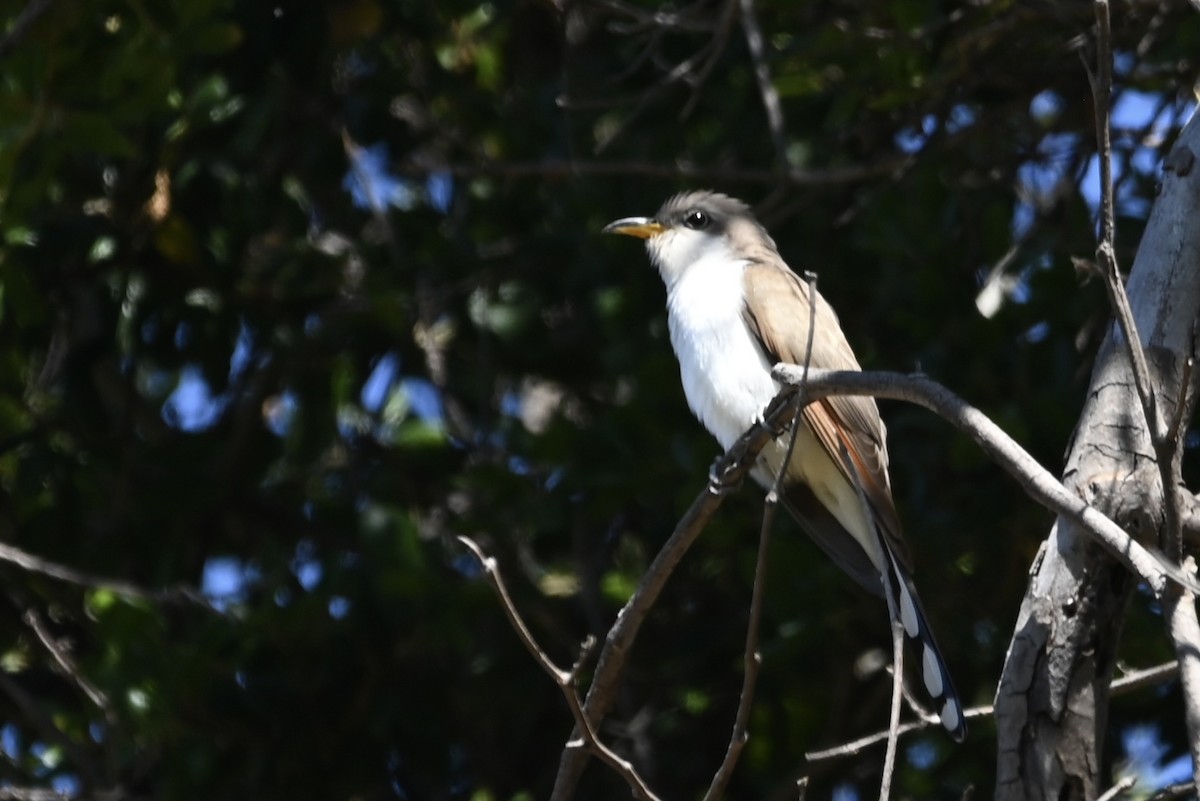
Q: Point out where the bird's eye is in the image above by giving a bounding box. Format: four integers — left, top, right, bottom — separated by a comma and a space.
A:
683, 210, 710, 230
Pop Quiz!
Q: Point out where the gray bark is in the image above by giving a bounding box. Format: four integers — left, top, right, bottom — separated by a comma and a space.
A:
994, 114, 1200, 800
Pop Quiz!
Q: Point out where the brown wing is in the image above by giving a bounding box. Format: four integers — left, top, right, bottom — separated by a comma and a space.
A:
740, 260, 913, 573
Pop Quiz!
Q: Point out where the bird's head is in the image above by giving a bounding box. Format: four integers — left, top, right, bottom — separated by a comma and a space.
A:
603, 191, 776, 286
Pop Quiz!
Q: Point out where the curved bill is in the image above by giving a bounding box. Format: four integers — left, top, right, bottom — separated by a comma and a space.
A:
602, 217, 665, 239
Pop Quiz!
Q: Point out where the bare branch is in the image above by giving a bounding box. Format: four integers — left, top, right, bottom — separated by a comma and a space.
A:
1148, 781, 1198, 801
808, 658, 1178, 762
878, 618, 904, 801
806, 703, 992, 762
1163, 559, 1200, 790
597, 0, 723, 33
457, 536, 663, 801
0, 788, 73, 801
770, 365, 1199, 598
680, 0, 740, 117
701, 463, 776, 801
1095, 776, 1136, 801
1084, 24, 1160, 438
836, 403, 905, 799
0, 543, 212, 609
1111, 659, 1180, 694
1087, 0, 1186, 547
0, 0, 54, 58
844, 458, 904, 798
737, 0, 787, 165
704, 272, 816, 800
1090, 4, 1200, 787
22, 606, 113, 721
549, 383, 802, 801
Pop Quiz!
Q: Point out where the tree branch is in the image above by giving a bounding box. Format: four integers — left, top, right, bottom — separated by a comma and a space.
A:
701, 461, 776, 801
0, 543, 213, 609
703, 272, 817, 800
680, 0, 740, 117
21, 606, 114, 722
770, 366, 1197, 598
806, 658, 1180, 761
1163, 560, 1200, 790
0, 0, 54, 58
737, 0, 787, 165
549, 384, 801, 801
457, 536, 664, 801
1095, 776, 1136, 801
1089, 3, 1200, 789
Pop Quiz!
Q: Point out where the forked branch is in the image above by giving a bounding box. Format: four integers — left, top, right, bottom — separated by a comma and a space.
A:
458, 536, 663, 801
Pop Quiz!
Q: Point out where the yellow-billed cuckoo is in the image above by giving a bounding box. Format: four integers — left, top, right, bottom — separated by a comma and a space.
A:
603, 190, 965, 741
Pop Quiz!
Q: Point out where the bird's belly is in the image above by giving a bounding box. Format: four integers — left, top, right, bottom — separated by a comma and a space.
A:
671, 316, 778, 453
669, 311, 876, 557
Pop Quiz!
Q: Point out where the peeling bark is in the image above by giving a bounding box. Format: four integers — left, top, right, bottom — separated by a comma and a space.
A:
995, 116, 1200, 800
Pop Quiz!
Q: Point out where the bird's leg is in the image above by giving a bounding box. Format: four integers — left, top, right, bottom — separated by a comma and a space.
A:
708, 454, 744, 496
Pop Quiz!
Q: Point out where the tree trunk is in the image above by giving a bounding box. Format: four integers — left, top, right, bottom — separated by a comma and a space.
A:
994, 114, 1200, 800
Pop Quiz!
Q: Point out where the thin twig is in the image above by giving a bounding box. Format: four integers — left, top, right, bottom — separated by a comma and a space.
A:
458, 536, 663, 801
598, 0, 721, 34
808, 658, 1181, 761
1163, 558, 1200, 790
770, 366, 1200, 598
890, 663, 935, 722
591, 50, 711, 154
1147, 781, 1197, 801
837, 443, 903, 800
680, 0, 740, 117
1090, 2, 1200, 785
703, 274, 817, 801
701, 463, 777, 801
1095, 775, 1136, 801
806, 703, 993, 761
0, 0, 55, 58
738, 0, 788, 165
0, 543, 212, 609
0, 789, 73, 801
878, 611, 904, 799
22, 607, 113, 720
1161, 353, 1198, 562
1085, 0, 1170, 497
549, 384, 801, 801
1111, 659, 1180, 694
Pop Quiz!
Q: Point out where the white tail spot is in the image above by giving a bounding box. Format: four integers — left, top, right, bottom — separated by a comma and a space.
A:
941, 699, 961, 733
922, 644, 943, 697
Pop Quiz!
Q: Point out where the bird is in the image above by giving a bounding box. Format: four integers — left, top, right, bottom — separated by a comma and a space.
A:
603, 190, 965, 741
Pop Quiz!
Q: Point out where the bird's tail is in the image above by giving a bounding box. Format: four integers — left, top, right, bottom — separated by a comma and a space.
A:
883, 549, 966, 742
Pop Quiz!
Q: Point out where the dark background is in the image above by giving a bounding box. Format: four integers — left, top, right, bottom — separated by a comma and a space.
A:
0, 0, 1197, 798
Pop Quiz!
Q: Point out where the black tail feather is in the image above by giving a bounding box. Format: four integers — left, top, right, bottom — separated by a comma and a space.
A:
884, 550, 966, 741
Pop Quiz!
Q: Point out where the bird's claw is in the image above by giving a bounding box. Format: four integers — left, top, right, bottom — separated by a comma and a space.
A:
707, 456, 743, 496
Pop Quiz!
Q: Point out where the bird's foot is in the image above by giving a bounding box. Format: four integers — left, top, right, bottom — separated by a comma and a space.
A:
707, 455, 743, 496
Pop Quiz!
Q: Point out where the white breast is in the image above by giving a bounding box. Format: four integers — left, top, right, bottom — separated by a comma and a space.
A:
665, 253, 779, 454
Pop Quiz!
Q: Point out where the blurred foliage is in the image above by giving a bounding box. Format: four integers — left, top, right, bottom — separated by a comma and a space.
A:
0, 0, 1198, 799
